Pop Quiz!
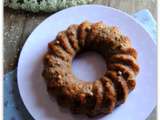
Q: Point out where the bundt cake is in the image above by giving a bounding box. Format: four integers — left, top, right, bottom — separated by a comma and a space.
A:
42, 21, 139, 117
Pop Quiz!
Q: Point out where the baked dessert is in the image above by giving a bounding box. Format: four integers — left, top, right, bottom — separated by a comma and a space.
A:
42, 21, 139, 117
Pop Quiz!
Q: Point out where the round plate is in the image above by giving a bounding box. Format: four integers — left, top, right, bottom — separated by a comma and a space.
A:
17, 5, 157, 120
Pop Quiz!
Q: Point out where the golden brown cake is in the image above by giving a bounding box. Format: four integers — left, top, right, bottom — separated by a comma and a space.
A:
42, 21, 139, 117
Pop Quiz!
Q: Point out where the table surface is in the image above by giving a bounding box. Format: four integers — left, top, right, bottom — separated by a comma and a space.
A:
4, 0, 157, 120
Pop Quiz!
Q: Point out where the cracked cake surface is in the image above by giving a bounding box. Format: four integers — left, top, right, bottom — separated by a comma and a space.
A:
42, 21, 139, 117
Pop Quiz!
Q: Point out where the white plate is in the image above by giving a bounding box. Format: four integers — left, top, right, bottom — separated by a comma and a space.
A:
17, 5, 157, 120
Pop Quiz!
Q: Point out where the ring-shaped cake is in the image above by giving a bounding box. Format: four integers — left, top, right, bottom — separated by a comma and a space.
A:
42, 21, 139, 117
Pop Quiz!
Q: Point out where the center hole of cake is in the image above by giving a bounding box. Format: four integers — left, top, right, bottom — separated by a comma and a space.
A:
72, 51, 106, 82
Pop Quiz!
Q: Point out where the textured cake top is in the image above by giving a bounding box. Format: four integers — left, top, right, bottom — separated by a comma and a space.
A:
42, 21, 139, 117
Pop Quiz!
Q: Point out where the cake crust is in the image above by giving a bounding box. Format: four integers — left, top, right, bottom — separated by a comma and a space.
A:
42, 21, 139, 117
